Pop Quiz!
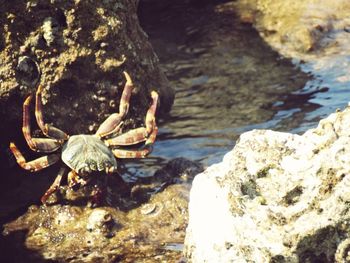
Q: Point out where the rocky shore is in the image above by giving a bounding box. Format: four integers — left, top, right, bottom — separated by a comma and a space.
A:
2, 0, 350, 262
0, 0, 174, 138
185, 105, 350, 262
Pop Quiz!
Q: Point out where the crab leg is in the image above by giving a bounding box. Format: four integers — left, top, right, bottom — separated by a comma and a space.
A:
96, 114, 124, 139
145, 91, 158, 134
23, 96, 62, 152
105, 91, 159, 146
119, 71, 133, 117
9, 142, 60, 172
111, 127, 158, 158
40, 166, 66, 204
105, 127, 148, 146
112, 147, 152, 159
105, 166, 117, 174
145, 126, 158, 146
96, 71, 134, 138
35, 85, 69, 140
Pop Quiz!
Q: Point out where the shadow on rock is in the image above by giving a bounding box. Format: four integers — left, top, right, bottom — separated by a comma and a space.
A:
2, 157, 203, 263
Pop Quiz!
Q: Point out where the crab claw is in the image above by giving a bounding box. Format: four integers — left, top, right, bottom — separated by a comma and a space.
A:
151, 90, 158, 100
123, 71, 133, 86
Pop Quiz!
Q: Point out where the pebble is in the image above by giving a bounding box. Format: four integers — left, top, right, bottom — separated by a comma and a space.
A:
140, 203, 157, 215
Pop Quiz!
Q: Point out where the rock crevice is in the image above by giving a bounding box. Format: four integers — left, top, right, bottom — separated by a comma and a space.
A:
185, 106, 350, 262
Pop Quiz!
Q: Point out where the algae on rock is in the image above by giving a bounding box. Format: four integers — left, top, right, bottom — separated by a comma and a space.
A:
0, 0, 174, 137
232, 0, 350, 61
2, 157, 203, 262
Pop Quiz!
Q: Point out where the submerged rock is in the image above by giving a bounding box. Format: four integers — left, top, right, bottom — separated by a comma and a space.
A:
185, 105, 350, 262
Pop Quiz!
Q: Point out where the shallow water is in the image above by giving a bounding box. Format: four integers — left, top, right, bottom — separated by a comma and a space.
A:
131, 0, 350, 176
1, 0, 348, 216
2, 1, 350, 262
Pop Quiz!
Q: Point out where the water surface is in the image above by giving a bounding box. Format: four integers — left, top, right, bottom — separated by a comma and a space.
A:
2, 1, 350, 262
134, 0, 345, 175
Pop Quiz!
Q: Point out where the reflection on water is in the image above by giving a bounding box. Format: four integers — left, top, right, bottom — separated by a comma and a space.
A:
128, 0, 350, 179
291, 60, 350, 134
2, 1, 350, 261
136, 0, 310, 170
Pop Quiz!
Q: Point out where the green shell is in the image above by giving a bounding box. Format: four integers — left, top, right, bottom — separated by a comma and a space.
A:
62, 134, 118, 174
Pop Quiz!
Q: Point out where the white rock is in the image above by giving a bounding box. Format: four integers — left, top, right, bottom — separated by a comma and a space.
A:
185, 106, 350, 262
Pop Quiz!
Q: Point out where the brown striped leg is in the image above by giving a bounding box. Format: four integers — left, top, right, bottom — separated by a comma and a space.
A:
40, 166, 66, 204
145, 126, 158, 146
95, 71, 134, 137
9, 142, 60, 172
145, 91, 159, 134
111, 128, 157, 159
105, 91, 159, 146
23, 95, 63, 152
67, 170, 87, 188
35, 85, 68, 140
105, 127, 148, 146
96, 114, 124, 139
112, 147, 153, 159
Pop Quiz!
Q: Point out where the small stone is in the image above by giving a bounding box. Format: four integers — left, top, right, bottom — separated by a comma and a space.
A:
109, 100, 116, 108
19, 45, 28, 54
86, 209, 113, 232
344, 25, 350, 33
16, 56, 40, 87
42, 17, 59, 46
141, 203, 157, 215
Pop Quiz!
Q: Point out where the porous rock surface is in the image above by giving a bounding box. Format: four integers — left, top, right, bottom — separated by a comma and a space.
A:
0, 0, 173, 136
2, 157, 203, 262
230, 0, 350, 61
185, 106, 350, 262
3, 185, 187, 263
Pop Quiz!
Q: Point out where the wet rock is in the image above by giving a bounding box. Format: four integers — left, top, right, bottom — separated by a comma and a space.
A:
232, 0, 350, 61
139, 0, 310, 141
0, 0, 174, 239
131, 158, 204, 202
153, 157, 204, 183
2, 183, 189, 262
185, 105, 350, 262
86, 209, 117, 238
41, 17, 60, 47
0, 0, 174, 139
1, 157, 199, 262
16, 56, 41, 87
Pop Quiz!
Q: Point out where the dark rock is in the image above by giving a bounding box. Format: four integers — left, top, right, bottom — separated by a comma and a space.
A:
1, 157, 202, 262
0, 0, 174, 138
16, 56, 40, 87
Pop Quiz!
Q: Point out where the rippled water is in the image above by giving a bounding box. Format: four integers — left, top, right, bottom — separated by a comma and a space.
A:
132, 0, 350, 175
2, 1, 350, 262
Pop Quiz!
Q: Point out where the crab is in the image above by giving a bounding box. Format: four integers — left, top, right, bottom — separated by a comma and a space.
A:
9, 71, 159, 204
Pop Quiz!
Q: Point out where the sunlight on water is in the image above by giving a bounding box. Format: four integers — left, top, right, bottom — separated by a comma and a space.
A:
126, 0, 350, 178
